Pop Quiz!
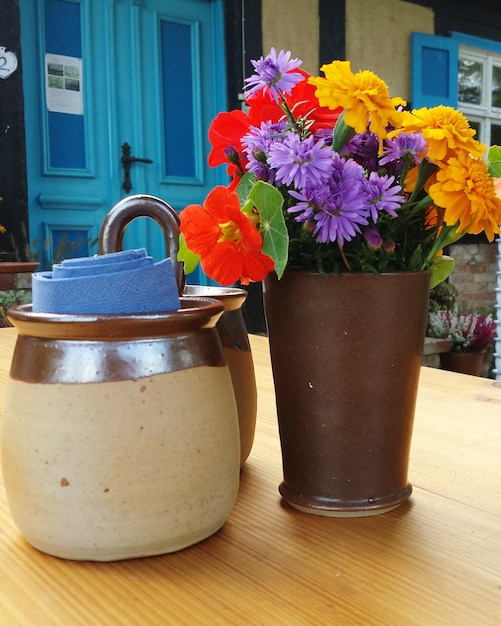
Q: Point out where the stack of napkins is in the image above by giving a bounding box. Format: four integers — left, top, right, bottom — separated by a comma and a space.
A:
32, 248, 180, 314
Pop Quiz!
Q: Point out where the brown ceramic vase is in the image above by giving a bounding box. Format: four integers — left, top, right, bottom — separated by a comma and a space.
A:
263, 270, 431, 517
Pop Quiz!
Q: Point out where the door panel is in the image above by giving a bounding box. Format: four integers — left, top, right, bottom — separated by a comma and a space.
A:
21, 0, 227, 278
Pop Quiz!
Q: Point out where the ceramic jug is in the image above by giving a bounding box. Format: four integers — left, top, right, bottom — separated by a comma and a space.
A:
99, 195, 258, 466
1, 208, 241, 560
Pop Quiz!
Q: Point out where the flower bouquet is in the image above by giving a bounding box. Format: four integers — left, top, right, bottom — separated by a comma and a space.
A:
178, 48, 501, 516
178, 48, 501, 288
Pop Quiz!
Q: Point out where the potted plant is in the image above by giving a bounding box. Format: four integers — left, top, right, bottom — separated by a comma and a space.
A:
176, 48, 501, 516
427, 309, 497, 375
0, 289, 31, 328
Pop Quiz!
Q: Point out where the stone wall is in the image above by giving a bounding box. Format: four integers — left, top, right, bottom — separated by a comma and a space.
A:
448, 242, 498, 314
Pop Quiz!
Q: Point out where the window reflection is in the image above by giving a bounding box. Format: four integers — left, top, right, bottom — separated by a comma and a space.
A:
490, 124, 501, 146
492, 65, 501, 108
458, 58, 483, 105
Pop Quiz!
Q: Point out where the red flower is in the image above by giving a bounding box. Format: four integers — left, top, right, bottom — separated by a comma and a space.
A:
206, 70, 342, 190
180, 186, 274, 285
208, 110, 251, 188
248, 68, 342, 132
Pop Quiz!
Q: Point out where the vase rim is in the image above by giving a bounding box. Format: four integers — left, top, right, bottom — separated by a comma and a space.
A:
7, 297, 225, 340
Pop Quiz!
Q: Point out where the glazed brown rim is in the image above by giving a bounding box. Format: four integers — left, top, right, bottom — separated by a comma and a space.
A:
183, 285, 247, 312
7, 297, 224, 340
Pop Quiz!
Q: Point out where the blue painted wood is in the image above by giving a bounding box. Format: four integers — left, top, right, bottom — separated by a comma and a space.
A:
451, 31, 501, 55
44, 0, 81, 56
44, 0, 86, 170
22, 0, 227, 284
411, 32, 458, 108
161, 20, 196, 178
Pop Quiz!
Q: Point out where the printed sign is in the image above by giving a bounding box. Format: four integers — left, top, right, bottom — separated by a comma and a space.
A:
45, 53, 83, 115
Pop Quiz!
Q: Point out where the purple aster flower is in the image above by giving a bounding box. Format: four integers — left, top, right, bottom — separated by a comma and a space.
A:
364, 227, 383, 250
365, 172, 405, 222
288, 155, 370, 245
342, 131, 379, 171
244, 48, 304, 102
380, 132, 428, 166
268, 133, 333, 189
242, 120, 288, 182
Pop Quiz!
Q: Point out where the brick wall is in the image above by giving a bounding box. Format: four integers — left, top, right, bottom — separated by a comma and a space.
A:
448, 242, 498, 313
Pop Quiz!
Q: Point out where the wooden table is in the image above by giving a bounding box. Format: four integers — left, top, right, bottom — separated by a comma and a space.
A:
0, 327, 500, 625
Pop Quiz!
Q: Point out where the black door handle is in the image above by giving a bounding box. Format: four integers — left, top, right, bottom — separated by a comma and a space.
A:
121, 143, 153, 193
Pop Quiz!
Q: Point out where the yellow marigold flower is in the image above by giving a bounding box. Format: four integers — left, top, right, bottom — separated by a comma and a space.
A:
429, 151, 501, 241
397, 106, 485, 165
494, 177, 501, 199
0, 225, 6, 235
308, 60, 406, 142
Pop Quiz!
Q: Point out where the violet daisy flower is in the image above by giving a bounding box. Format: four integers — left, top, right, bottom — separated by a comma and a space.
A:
244, 48, 303, 102
365, 172, 405, 222
288, 155, 370, 245
242, 120, 288, 182
342, 131, 380, 171
268, 133, 333, 189
364, 226, 383, 250
380, 132, 428, 166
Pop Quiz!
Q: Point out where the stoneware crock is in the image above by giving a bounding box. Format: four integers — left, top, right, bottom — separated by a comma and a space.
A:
1, 296, 240, 561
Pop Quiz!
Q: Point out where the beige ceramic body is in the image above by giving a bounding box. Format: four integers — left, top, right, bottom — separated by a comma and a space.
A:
184, 286, 257, 466
1, 299, 240, 561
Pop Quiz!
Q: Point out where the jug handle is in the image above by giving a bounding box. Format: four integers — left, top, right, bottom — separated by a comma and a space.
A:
98, 194, 186, 294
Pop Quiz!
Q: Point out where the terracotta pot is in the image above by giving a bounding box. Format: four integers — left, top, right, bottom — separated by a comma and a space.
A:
1, 298, 240, 560
184, 285, 257, 467
263, 270, 431, 517
439, 350, 486, 376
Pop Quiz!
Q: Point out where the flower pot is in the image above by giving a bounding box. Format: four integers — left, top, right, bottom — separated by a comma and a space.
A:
184, 285, 257, 466
263, 270, 431, 517
439, 350, 486, 376
1, 298, 240, 561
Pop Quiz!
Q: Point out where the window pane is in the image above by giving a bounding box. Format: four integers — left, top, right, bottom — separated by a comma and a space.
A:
469, 120, 482, 142
458, 58, 483, 105
492, 65, 501, 108
490, 123, 501, 146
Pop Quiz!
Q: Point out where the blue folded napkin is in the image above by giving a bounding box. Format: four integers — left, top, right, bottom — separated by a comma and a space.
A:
32, 248, 181, 314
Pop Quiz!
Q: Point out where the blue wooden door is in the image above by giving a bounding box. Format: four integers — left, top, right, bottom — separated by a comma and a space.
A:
20, 0, 227, 277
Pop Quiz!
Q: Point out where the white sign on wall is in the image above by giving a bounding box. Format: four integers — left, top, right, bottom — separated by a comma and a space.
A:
45, 53, 83, 115
0, 46, 18, 79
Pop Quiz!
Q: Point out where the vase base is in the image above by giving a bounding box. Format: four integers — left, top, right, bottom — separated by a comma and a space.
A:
279, 483, 412, 518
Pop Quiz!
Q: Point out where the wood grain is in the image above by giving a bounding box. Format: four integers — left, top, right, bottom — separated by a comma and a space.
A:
0, 327, 500, 625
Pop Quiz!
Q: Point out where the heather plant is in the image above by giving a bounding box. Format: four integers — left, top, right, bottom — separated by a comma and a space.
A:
427, 310, 497, 353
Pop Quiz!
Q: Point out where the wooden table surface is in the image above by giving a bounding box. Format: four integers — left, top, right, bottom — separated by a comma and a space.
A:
0, 326, 500, 625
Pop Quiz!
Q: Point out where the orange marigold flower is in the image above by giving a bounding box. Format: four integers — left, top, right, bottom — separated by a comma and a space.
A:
180, 186, 274, 285
428, 151, 501, 241
307, 60, 405, 142
396, 106, 485, 165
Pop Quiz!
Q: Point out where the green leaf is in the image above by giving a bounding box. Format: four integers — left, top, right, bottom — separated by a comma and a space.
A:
236, 173, 257, 211
487, 145, 501, 177
248, 181, 289, 278
332, 110, 355, 152
430, 255, 455, 289
177, 233, 200, 275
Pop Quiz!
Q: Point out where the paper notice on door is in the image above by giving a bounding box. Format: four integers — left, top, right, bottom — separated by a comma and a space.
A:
45, 53, 83, 115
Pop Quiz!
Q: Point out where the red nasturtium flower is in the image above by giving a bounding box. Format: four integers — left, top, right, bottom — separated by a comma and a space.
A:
247, 68, 342, 131
208, 110, 251, 189
207, 70, 342, 190
180, 186, 274, 286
